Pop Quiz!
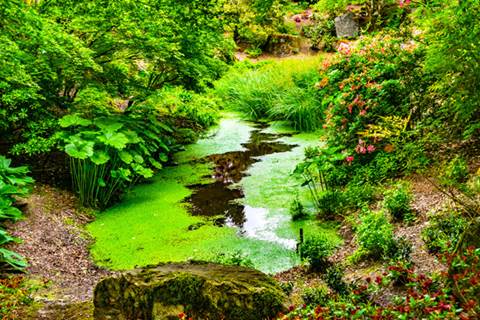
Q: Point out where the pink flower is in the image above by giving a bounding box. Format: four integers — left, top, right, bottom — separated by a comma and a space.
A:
346, 156, 354, 163
359, 109, 367, 116
338, 42, 352, 55
367, 145, 376, 153
399, 0, 411, 8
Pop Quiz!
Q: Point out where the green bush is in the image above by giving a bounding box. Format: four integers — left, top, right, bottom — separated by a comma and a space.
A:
210, 250, 255, 268
302, 16, 336, 51
383, 183, 413, 221
324, 265, 349, 295
301, 286, 329, 305
423, 0, 480, 139
315, 190, 346, 219
422, 211, 467, 254
389, 236, 412, 262
290, 197, 308, 221
300, 235, 336, 270
343, 183, 377, 210
356, 210, 396, 260
440, 156, 469, 187
58, 108, 172, 209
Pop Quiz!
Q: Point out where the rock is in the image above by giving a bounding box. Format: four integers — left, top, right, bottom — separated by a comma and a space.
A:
264, 34, 302, 56
94, 262, 286, 320
335, 13, 359, 38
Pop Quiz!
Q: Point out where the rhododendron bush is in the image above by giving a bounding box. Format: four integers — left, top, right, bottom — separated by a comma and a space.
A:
309, 34, 429, 185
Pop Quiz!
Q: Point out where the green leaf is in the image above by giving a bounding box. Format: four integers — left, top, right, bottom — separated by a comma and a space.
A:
99, 132, 129, 150
158, 153, 168, 162
65, 136, 95, 159
97, 178, 106, 187
59, 114, 92, 128
0, 248, 28, 271
148, 157, 162, 169
95, 117, 124, 133
133, 154, 144, 164
65, 136, 95, 160
0, 205, 23, 221
90, 150, 110, 165
119, 150, 133, 164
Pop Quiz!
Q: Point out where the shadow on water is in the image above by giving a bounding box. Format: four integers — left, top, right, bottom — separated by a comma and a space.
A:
184, 126, 297, 229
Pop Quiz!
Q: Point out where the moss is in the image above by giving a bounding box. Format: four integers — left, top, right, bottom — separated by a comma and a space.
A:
94, 262, 286, 320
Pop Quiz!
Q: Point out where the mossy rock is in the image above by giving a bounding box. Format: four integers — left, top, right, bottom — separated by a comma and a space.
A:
93, 262, 286, 320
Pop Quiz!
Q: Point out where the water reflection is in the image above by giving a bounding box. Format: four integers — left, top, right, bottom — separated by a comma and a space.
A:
184, 128, 296, 229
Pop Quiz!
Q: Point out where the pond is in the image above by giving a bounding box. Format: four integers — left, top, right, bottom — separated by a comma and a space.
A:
87, 113, 340, 273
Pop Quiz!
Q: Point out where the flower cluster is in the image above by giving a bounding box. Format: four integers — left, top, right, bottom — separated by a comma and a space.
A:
399, 0, 411, 8
355, 139, 376, 154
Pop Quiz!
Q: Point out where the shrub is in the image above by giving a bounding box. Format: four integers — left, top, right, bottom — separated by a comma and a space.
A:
301, 286, 329, 305
356, 210, 396, 260
324, 265, 349, 295
302, 16, 336, 52
343, 183, 377, 210
315, 190, 346, 219
389, 236, 412, 262
383, 182, 413, 221
300, 235, 336, 271
422, 211, 467, 254
290, 197, 308, 221
440, 156, 469, 187
58, 108, 172, 209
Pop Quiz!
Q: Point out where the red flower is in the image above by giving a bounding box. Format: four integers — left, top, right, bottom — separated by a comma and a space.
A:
367, 145, 376, 153
346, 156, 354, 163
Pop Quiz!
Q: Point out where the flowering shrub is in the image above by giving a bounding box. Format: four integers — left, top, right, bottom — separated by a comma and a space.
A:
311, 34, 428, 186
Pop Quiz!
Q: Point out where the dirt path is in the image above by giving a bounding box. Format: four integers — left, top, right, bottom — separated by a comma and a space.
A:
7, 185, 110, 319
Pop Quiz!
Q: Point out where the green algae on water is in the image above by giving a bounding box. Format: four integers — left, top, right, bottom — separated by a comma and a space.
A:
87, 116, 339, 274
175, 113, 254, 163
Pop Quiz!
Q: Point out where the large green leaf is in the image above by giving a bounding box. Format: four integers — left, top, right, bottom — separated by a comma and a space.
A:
0, 229, 17, 245
59, 114, 92, 128
99, 132, 129, 150
0, 248, 28, 271
0, 205, 23, 221
95, 117, 124, 133
119, 150, 133, 164
90, 150, 110, 165
65, 136, 95, 159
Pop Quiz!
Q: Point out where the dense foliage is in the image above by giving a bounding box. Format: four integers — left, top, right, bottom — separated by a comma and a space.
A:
0, 156, 32, 271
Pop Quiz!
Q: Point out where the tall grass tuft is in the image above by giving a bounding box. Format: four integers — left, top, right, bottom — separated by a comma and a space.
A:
214, 56, 326, 131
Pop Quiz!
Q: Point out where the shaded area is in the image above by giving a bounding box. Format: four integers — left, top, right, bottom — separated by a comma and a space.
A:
185, 128, 296, 228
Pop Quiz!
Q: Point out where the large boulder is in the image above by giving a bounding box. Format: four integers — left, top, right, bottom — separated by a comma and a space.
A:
335, 13, 359, 38
94, 262, 286, 320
